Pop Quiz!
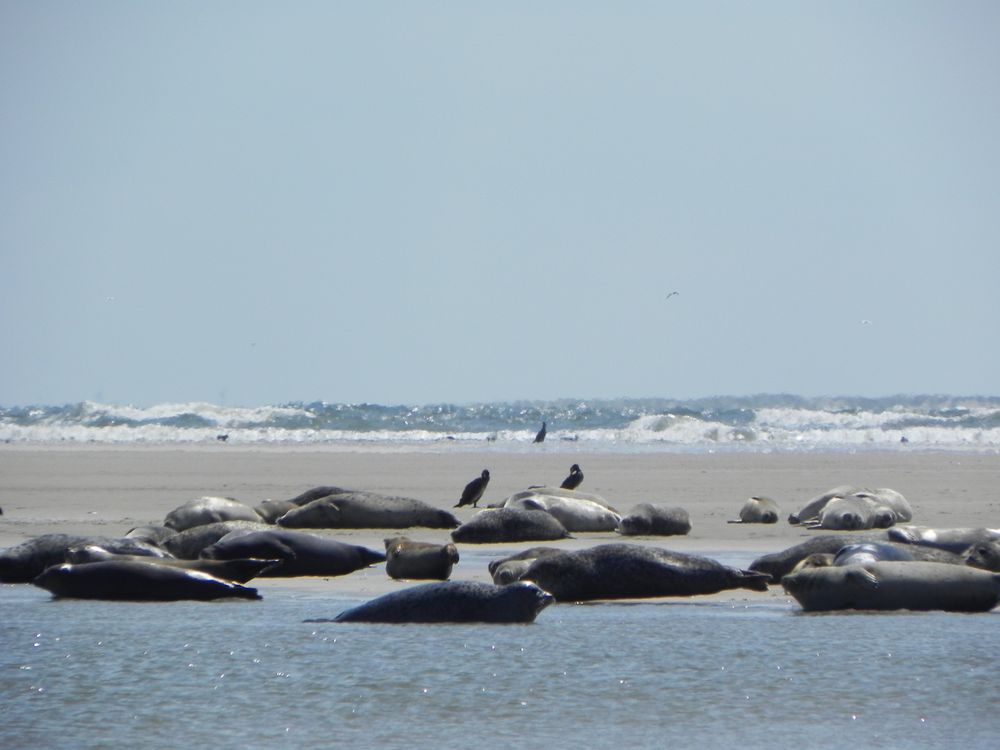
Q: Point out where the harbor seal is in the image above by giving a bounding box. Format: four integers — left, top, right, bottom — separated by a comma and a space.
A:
253, 499, 298, 523
277, 490, 460, 529
618, 504, 691, 536
789, 486, 911, 528
162, 521, 274, 559
809, 495, 886, 531
124, 525, 178, 545
560, 464, 584, 490
729, 496, 780, 524
163, 496, 264, 531
0, 533, 172, 583
65, 544, 279, 583
488, 547, 566, 585
964, 540, 1000, 572
33, 560, 262, 601
888, 526, 1000, 554
501, 488, 621, 532
383, 536, 460, 580
831, 542, 917, 566
781, 561, 1000, 612
200, 529, 386, 577
451, 508, 570, 544
455, 470, 490, 508
519, 543, 769, 602
748, 534, 890, 582
327, 580, 554, 624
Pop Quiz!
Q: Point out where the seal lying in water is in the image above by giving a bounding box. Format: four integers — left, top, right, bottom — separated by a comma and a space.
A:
277, 491, 460, 530
781, 561, 1000, 612
451, 508, 570, 544
383, 536, 459, 580
728, 496, 780, 524
33, 561, 262, 601
499, 488, 621, 532
0, 533, 171, 583
326, 580, 555, 624
200, 529, 386, 577
163, 496, 264, 531
618, 504, 691, 536
519, 544, 769, 602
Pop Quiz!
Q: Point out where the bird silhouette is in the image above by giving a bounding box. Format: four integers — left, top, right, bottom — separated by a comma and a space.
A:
560, 464, 583, 490
455, 469, 490, 508
534, 421, 547, 443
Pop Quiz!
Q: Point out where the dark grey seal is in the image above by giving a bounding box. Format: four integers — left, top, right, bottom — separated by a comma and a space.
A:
384, 536, 460, 580
520, 543, 769, 602
451, 508, 570, 544
65, 544, 279, 583
326, 580, 554, 624
162, 521, 274, 559
0, 533, 172, 583
124, 525, 178, 545
277, 490, 460, 529
455, 470, 490, 508
781, 561, 1000, 613
33, 560, 261, 601
618, 504, 691, 536
747, 532, 960, 582
163, 496, 264, 531
831, 542, 917, 566
253, 499, 298, 523
560, 464, 583, 490
201, 529, 385, 577
488, 547, 566, 585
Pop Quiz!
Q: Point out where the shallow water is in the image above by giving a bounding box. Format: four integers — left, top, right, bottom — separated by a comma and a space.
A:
2, 581, 997, 750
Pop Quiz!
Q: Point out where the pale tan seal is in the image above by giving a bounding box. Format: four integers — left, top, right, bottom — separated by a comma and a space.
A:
383, 536, 459, 580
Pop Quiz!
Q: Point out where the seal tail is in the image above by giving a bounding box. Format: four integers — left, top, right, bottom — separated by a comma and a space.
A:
738, 570, 771, 592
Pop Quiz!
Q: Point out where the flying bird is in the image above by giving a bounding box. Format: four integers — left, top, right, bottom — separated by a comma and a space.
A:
455, 469, 490, 508
560, 464, 584, 490
665, 291, 679, 300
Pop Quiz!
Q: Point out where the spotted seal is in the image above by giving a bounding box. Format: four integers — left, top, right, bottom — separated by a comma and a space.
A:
200, 529, 386, 578
163, 496, 264, 531
618, 504, 691, 536
451, 508, 570, 544
728, 496, 780, 524
383, 536, 460, 580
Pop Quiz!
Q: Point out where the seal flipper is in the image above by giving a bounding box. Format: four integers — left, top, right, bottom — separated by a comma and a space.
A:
846, 567, 880, 590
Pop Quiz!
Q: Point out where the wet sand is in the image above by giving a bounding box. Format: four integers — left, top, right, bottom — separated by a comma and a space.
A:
1, 445, 997, 601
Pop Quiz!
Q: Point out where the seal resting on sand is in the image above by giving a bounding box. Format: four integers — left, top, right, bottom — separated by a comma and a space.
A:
384, 536, 460, 580
501, 488, 621, 532
200, 529, 385, 577
326, 580, 554, 624
964, 539, 1000, 572
728, 496, 780, 524
781, 561, 1000, 612
0, 533, 171, 583
618, 504, 691, 536
519, 543, 769, 602
32, 561, 261, 601
451, 508, 570, 544
163, 496, 264, 531
888, 526, 1000, 554
65, 544, 278, 583
277, 491, 460, 529
488, 547, 566, 585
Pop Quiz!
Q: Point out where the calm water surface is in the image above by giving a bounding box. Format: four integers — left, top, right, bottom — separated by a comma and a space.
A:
1, 582, 997, 750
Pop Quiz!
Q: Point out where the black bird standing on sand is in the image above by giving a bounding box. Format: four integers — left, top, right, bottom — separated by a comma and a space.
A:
534, 422, 547, 443
456, 469, 490, 508
560, 464, 584, 490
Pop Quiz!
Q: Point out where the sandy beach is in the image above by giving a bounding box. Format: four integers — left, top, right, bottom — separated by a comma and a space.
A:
1, 445, 997, 600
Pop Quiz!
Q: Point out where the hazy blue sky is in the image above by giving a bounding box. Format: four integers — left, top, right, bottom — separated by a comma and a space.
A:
3, 2, 998, 407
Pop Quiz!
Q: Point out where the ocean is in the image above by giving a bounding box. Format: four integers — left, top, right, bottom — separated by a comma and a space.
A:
2, 579, 996, 750
2, 394, 999, 452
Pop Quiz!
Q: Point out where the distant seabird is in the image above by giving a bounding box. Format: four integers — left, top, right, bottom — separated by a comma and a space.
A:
534, 422, 547, 443
455, 469, 490, 508
560, 464, 584, 490
666, 291, 679, 300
